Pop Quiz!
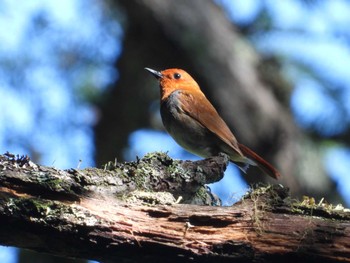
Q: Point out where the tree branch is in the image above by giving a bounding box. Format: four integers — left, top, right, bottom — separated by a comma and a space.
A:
0, 153, 349, 262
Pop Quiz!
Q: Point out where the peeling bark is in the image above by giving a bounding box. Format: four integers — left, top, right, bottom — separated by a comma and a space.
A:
0, 153, 349, 263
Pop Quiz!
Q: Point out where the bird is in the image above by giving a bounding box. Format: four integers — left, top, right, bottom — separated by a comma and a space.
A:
144, 67, 281, 179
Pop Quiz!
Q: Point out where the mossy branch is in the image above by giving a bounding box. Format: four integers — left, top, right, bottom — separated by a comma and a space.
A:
0, 152, 349, 263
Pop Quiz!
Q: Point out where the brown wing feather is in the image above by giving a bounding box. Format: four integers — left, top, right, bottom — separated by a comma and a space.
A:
178, 90, 243, 156
178, 90, 280, 179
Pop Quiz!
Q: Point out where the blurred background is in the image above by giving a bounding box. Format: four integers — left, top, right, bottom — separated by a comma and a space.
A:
1, 0, 350, 262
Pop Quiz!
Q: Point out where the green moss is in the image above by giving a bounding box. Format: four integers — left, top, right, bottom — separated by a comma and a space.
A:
133, 167, 149, 189
291, 196, 350, 220
130, 152, 178, 190
242, 184, 289, 208
142, 151, 169, 160
4, 196, 101, 229
5, 198, 57, 218
243, 184, 350, 221
44, 178, 66, 191
194, 186, 209, 200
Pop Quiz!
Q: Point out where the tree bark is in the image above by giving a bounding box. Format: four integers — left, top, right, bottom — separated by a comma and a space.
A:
0, 153, 349, 263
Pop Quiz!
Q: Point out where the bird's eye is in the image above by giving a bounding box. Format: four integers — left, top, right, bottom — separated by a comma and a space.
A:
173, 73, 181, 79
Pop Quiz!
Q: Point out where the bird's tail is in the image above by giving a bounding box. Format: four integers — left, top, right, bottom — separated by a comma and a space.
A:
238, 143, 281, 179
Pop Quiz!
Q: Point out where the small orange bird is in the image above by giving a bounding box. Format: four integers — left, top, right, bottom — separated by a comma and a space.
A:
145, 67, 281, 179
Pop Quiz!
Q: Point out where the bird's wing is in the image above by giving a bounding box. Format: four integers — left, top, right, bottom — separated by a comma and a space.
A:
177, 90, 243, 156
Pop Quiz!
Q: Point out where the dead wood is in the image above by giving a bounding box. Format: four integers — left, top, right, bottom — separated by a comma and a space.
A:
0, 152, 349, 263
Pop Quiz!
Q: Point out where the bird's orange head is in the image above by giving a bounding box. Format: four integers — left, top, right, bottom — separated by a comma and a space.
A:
144, 68, 201, 100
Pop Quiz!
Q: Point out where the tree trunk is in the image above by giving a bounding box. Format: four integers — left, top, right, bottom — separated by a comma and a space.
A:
0, 153, 349, 263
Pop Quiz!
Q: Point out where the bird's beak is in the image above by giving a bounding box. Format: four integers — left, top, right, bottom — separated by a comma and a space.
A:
144, 67, 163, 79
